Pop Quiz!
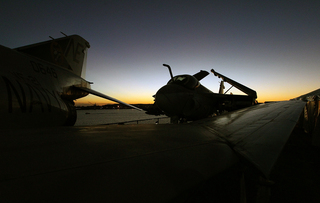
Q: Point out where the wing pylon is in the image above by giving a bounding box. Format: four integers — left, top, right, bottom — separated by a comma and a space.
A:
74, 86, 143, 111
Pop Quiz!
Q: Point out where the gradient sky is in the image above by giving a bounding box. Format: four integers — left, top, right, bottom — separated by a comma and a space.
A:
1, 0, 319, 105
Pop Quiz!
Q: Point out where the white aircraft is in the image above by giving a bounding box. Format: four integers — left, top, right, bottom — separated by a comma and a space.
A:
1, 35, 319, 202
0, 34, 141, 128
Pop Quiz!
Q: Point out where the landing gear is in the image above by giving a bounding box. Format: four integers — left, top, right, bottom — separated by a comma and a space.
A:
170, 116, 188, 124
63, 100, 77, 126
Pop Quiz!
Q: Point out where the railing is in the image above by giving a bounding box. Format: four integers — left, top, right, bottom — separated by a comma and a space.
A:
103, 116, 170, 125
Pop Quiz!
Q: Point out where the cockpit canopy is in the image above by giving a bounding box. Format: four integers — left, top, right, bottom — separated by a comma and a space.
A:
167, 75, 200, 89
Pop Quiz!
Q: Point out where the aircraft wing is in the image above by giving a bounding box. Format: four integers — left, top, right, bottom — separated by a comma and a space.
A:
0, 99, 307, 202
294, 88, 320, 101
74, 86, 143, 111
194, 100, 306, 178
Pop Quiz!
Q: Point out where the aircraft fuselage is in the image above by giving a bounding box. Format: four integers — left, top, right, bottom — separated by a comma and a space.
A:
153, 73, 256, 122
0, 44, 90, 128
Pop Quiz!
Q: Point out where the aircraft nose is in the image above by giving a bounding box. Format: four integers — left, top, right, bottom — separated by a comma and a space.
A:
155, 84, 193, 117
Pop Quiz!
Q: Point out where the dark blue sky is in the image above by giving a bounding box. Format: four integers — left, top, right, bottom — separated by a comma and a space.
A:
1, 0, 320, 104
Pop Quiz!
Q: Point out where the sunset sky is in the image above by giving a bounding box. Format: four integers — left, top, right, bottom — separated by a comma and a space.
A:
1, 1, 319, 105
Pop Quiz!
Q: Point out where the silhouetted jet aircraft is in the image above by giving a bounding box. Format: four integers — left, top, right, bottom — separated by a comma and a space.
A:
0, 34, 141, 128
1, 36, 319, 202
147, 64, 258, 123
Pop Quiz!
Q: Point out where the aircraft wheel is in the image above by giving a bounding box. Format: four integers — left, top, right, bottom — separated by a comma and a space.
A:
64, 100, 77, 126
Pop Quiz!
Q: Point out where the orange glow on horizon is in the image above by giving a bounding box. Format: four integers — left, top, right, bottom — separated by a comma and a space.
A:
75, 91, 301, 107
75, 95, 154, 106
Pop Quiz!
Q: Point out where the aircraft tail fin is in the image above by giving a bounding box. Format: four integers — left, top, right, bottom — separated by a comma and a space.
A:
15, 35, 90, 78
